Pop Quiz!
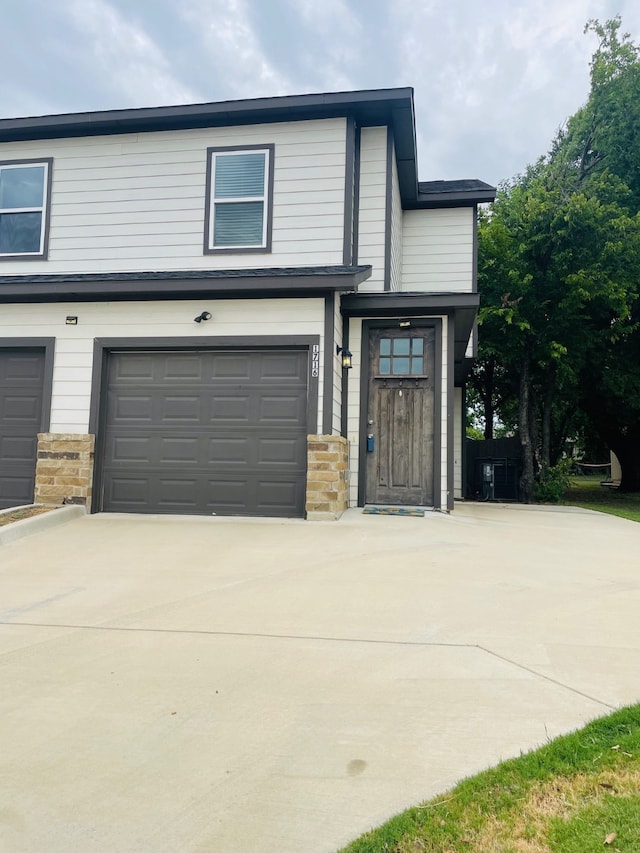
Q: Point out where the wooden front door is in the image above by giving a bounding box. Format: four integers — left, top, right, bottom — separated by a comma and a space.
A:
365, 327, 435, 506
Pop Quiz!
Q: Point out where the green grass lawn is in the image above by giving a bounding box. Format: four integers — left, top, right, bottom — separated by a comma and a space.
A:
338, 705, 640, 853
562, 475, 640, 523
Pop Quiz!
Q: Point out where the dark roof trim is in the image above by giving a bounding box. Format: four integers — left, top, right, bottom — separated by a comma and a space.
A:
341, 291, 479, 384
0, 88, 415, 142
406, 179, 497, 209
341, 291, 479, 317
0, 265, 371, 304
0, 88, 498, 209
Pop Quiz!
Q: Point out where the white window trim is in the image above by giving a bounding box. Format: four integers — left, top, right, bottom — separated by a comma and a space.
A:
0, 159, 52, 259
204, 144, 274, 255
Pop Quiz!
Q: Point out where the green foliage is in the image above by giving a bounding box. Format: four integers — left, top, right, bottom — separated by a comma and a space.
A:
340, 706, 640, 852
534, 459, 573, 503
472, 15, 640, 494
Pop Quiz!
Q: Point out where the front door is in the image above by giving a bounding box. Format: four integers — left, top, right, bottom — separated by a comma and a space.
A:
365, 327, 435, 506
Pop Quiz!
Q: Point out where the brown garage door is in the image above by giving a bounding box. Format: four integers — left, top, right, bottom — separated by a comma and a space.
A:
0, 348, 46, 510
100, 349, 308, 517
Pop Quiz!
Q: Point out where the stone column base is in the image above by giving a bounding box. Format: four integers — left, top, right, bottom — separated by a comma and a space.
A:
35, 433, 95, 510
306, 435, 349, 520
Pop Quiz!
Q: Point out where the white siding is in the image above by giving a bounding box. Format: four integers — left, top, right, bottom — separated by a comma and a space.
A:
332, 296, 343, 435
0, 299, 325, 434
357, 127, 387, 292
0, 119, 347, 274
454, 386, 463, 499
389, 142, 403, 292
402, 208, 474, 292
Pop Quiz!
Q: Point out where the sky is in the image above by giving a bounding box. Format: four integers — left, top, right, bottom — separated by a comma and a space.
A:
1, 0, 639, 187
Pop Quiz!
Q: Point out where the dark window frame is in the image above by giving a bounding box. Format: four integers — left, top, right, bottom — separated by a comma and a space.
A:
0, 157, 53, 261
203, 144, 275, 255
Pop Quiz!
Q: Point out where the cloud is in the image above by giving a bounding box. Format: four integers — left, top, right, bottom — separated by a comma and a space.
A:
177, 0, 292, 99
64, 0, 197, 107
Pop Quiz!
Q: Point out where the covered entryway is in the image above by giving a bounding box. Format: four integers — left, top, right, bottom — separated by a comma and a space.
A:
0, 347, 48, 509
365, 326, 435, 506
98, 348, 309, 517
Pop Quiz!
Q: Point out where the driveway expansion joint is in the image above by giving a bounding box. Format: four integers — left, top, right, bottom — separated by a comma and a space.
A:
0, 619, 616, 710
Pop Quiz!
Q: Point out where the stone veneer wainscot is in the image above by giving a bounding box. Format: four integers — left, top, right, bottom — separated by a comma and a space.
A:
305, 435, 349, 520
34, 434, 95, 509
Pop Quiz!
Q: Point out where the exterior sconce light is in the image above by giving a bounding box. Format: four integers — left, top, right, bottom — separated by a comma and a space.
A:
336, 345, 353, 369
399, 319, 411, 328
194, 311, 212, 323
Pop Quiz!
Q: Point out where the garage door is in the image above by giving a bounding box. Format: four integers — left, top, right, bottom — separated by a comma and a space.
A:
0, 348, 46, 510
100, 349, 309, 517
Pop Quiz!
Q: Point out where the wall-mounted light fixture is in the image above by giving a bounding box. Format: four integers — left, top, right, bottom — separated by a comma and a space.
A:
65, 316, 78, 325
194, 311, 212, 323
336, 345, 353, 369
399, 319, 411, 328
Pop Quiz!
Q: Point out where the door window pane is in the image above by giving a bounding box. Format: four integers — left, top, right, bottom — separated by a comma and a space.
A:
393, 338, 410, 355
379, 357, 391, 375
411, 357, 424, 374
412, 338, 423, 355
379, 338, 391, 356
392, 357, 410, 374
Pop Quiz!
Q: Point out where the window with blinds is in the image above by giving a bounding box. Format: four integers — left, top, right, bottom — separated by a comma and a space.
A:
0, 159, 53, 259
205, 146, 273, 253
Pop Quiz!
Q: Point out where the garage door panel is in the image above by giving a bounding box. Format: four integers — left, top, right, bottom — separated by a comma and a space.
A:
1, 435, 39, 463
210, 354, 253, 379
260, 352, 308, 380
0, 352, 46, 384
209, 394, 251, 422
101, 349, 308, 517
0, 348, 46, 510
1, 394, 43, 422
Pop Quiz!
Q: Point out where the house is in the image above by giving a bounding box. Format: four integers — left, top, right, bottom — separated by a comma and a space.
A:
0, 88, 495, 519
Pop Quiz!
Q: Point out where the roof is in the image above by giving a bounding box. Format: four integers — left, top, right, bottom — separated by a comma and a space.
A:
0, 265, 372, 304
0, 89, 495, 209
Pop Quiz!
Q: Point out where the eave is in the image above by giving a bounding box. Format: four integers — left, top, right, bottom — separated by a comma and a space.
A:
341, 291, 479, 383
0, 265, 371, 304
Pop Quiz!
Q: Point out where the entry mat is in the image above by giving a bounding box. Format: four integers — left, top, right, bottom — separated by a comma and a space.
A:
363, 505, 425, 517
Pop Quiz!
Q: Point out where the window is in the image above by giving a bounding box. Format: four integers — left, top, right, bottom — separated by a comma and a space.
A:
0, 159, 52, 259
204, 145, 274, 253
379, 337, 425, 376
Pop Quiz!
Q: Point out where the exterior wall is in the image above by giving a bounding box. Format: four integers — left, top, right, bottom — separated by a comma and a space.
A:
35, 433, 94, 508
0, 299, 325, 434
401, 208, 474, 292
453, 386, 463, 499
0, 118, 347, 274
357, 127, 387, 292
306, 435, 349, 520
389, 142, 403, 292
440, 317, 449, 509
332, 296, 343, 434
346, 315, 449, 509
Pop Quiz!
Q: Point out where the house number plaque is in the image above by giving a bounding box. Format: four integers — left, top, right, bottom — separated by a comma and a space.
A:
311, 344, 320, 377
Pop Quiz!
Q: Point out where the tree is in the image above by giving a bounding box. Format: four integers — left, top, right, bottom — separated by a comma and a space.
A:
474, 17, 640, 497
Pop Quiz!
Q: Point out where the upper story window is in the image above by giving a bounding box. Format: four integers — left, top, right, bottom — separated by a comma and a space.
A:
0, 158, 53, 259
204, 145, 274, 254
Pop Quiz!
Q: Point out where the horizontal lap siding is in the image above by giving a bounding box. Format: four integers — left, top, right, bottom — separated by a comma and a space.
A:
390, 145, 403, 292
402, 208, 474, 292
357, 127, 387, 292
0, 299, 325, 434
0, 120, 347, 274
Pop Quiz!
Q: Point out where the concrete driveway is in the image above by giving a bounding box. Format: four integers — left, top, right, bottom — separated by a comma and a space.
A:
1, 504, 639, 853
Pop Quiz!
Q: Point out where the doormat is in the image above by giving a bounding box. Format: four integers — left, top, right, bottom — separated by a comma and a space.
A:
363, 506, 425, 517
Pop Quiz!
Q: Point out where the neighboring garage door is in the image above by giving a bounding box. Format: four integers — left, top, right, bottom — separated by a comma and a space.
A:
0, 348, 46, 510
100, 349, 309, 517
